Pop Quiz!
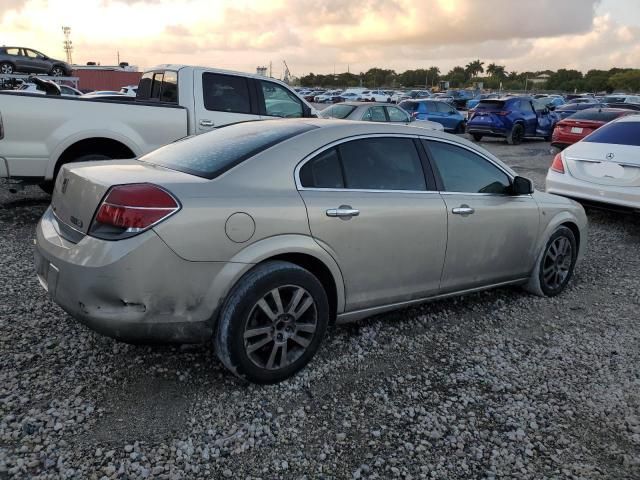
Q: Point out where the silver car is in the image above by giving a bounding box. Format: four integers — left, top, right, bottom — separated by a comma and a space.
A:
546, 114, 640, 211
34, 119, 588, 383
319, 101, 444, 131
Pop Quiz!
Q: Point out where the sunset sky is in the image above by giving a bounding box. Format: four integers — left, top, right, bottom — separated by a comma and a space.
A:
1, 0, 639, 78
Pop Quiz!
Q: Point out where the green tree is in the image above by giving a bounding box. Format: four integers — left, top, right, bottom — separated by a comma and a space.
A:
446, 66, 468, 87
608, 70, 640, 92
486, 63, 506, 79
465, 59, 485, 78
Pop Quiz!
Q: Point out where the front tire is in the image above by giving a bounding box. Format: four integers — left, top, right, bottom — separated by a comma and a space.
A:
215, 261, 329, 384
507, 123, 524, 145
524, 226, 577, 297
0, 62, 14, 74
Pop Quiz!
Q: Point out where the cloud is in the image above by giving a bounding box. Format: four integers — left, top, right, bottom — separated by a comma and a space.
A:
0, 0, 636, 76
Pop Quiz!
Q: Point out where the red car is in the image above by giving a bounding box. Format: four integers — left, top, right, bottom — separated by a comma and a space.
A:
551, 108, 632, 149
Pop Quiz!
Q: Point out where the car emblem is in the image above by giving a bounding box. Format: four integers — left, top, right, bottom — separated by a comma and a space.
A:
606, 152, 615, 160
70, 216, 83, 229
61, 177, 69, 194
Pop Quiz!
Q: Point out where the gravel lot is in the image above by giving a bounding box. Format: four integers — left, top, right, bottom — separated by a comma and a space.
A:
1, 136, 639, 479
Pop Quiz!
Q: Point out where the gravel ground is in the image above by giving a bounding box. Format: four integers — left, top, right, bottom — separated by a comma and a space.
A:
1, 137, 639, 479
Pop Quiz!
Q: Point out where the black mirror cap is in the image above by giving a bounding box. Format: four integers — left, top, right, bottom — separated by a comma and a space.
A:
512, 176, 534, 195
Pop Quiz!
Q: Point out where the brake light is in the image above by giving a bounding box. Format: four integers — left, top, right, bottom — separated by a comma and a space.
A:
550, 153, 565, 174
90, 184, 180, 240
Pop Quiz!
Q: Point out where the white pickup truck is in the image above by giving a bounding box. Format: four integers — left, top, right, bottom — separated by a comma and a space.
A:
0, 64, 315, 192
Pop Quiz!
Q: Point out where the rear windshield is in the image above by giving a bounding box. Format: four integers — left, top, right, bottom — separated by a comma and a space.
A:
583, 120, 640, 146
140, 121, 317, 179
137, 70, 178, 103
475, 100, 505, 110
398, 101, 418, 112
567, 109, 626, 122
320, 104, 356, 119
603, 96, 626, 103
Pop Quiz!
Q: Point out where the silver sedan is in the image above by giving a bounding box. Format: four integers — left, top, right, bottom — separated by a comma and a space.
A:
35, 119, 587, 383
319, 101, 444, 131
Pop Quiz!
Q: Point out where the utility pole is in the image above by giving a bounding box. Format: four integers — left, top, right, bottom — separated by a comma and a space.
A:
269, 61, 272, 78
62, 26, 73, 64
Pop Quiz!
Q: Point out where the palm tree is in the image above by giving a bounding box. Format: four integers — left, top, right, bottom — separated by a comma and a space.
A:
465, 59, 485, 78
487, 63, 506, 79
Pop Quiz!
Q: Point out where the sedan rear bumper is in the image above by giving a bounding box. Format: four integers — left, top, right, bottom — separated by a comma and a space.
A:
35, 207, 229, 343
466, 125, 508, 137
546, 170, 640, 211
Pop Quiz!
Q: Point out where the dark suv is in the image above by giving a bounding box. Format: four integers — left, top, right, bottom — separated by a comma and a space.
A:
0, 47, 72, 76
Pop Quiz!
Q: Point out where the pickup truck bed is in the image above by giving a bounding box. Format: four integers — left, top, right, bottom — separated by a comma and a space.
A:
0, 91, 188, 181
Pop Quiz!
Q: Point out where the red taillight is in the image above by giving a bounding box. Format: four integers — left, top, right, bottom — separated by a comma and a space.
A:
91, 184, 179, 239
550, 153, 565, 174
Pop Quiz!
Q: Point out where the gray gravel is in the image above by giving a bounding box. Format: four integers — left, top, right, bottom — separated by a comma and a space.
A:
1, 137, 639, 479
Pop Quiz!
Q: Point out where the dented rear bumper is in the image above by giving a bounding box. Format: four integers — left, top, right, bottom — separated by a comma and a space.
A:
34, 207, 227, 344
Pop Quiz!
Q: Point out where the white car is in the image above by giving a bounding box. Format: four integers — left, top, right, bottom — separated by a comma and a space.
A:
363, 90, 392, 102
391, 91, 409, 103
119, 85, 138, 96
603, 94, 640, 105
18, 83, 82, 96
314, 90, 342, 103
546, 114, 640, 211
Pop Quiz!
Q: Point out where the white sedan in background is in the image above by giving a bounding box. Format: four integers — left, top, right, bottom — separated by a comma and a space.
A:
546, 114, 640, 212
18, 83, 82, 96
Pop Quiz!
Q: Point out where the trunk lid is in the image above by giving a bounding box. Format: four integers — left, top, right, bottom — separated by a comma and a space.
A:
555, 119, 604, 138
564, 141, 640, 187
51, 159, 205, 236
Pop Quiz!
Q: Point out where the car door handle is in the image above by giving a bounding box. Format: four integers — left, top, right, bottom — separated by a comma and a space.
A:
199, 120, 214, 127
326, 207, 360, 218
452, 205, 475, 215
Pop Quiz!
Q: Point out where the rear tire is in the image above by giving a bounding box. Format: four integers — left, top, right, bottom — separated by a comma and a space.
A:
215, 261, 329, 384
472, 133, 483, 142
0, 62, 14, 74
507, 123, 524, 145
524, 226, 577, 297
39, 153, 112, 195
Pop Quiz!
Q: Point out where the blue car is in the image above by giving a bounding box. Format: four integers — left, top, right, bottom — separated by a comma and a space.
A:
466, 96, 559, 145
467, 93, 501, 110
554, 102, 604, 119
446, 89, 475, 109
398, 99, 466, 132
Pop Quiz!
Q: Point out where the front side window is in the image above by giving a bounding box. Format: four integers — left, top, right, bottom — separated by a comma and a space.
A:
260, 80, 303, 118
519, 100, 534, 113
24, 49, 43, 59
299, 148, 344, 188
203, 72, 251, 114
425, 140, 511, 194
362, 106, 387, 122
387, 106, 409, 122
339, 138, 426, 190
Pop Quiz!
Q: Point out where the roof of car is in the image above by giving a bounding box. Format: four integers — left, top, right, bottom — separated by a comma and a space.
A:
611, 113, 640, 123
337, 101, 395, 107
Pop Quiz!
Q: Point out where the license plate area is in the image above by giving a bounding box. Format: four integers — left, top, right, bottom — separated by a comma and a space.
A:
570, 127, 583, 133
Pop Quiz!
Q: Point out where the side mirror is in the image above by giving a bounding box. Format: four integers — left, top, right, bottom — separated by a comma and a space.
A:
512, 176, 534, 195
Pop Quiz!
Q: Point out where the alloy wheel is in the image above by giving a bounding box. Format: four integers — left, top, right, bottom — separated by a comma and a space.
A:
51, 67, 64, 76
243, 285, 318, 371
1, 63, 13, 74
542, 236, 572, 290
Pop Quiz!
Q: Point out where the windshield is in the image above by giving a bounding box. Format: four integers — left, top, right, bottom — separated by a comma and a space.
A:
141, 121, 317, 179
320, 104, 356, 119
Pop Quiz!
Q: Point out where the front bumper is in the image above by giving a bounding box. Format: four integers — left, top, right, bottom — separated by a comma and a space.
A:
35, 208, 230, 343
546, 170, 640, 212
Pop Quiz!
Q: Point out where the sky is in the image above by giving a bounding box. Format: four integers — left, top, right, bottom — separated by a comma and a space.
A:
1, 0, 639, 78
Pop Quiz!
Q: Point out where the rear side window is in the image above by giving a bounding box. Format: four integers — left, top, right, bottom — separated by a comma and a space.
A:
160, 71, 178, 103
435, 102, 453, 113
141, 122, 317, 179
425, 140, 511, 194
583, 121, 640, 146
362, 106, 387, 122
299, 148, 344, 188
339, 138, 426, 190
387, 106, 409, 122
202, 72, 251, 114
5, 48, 21, 56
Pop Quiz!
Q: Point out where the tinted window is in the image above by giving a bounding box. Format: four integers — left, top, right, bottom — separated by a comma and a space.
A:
387, 106, 409, 122
435, 102, 453, 113
320, 104, 356, 119
137, 72, 153, 99
299, 148, 344, 188
338, 138, 426, 191
425, 141, 511, 194
425, 102, 438, 113
141, 122, 317, 179
260, 80, 302, 118
203, 72, 251, 114
567, 109, 625, 122
362, 106, 387, 122
519, 100, 533, 112
583, 121, 640, 146
398, 101, 418, 112
532, 99, 549, 112
151, 73, 163, 99
160, 71, 178, 103
476, 100, 505, 111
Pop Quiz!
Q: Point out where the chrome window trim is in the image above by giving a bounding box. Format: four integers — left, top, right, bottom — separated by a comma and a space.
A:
293, 133, 531, 197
